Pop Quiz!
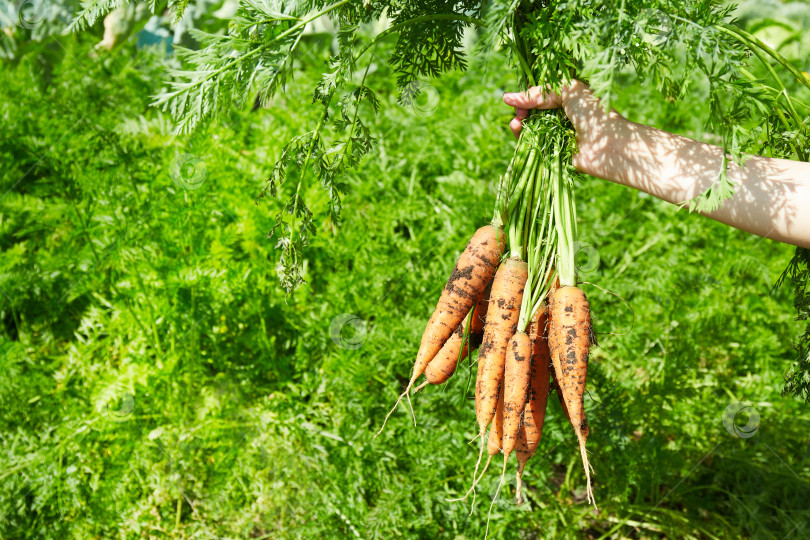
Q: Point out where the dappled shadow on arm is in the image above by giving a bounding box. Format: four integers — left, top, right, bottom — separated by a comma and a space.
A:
571, 104, 809, 248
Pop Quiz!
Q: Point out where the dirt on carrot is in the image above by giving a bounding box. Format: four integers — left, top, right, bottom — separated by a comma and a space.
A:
515, 307, 552, 503
548, 285, 595, 507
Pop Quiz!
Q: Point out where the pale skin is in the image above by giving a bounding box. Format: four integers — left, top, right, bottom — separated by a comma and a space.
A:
503, 80, 810, 249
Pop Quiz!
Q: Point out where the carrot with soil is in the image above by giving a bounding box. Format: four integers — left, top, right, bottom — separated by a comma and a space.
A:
515, 307, 551, 504
486, 386, 505, 457
489, 330, 532, 510
469, 257, 527, 506
548, 138, 597, 507
475, 257, 528, 431
484, 117, 561, 538
548, 285, 594, 504
375, 225, 505, 435
417, 278, 493, 390
423, 313, 471, 385
501, 331, 532, 459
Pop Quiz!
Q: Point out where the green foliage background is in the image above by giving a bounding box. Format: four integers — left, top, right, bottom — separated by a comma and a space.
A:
2, 9, 810, 539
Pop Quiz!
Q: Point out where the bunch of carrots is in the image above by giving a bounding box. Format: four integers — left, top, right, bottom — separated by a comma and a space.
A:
377, 112, 597, 523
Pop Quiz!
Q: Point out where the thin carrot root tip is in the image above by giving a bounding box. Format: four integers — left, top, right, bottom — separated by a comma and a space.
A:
446, 454, 492, 503
375, 378, 418, 437
466, 430, 487, 516
412, 380, 429, 394
374, 389, 406, 438
515, 470, 523, 505
406, 391, 416, 426
577, 433, 597, 510
484, 458, 509, 540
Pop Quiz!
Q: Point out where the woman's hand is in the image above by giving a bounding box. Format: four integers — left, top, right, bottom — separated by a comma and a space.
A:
502, 80, 619, 176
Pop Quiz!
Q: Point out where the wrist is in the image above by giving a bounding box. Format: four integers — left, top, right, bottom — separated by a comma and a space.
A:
565, 89, 624, 177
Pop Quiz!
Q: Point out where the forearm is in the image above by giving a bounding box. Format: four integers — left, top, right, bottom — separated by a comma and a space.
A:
566, 88, 810, 248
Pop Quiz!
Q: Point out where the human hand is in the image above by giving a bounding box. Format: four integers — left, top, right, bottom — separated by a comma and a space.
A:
502, 80, 621, 176
502, 79, 599, 138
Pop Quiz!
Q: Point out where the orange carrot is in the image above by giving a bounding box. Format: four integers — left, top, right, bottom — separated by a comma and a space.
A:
515, 307, 551, 503
487, 330, 531, 538
548, 285, 595, 506
470, 278, 493, 347
475, 258, 528, 433
487, 386, 505, 456
376, 225, 505, 435
473, 280, 495, 394
468, 257, 527, 514
421, 277, 492, 388
502, 331, 532, 459
416, 225, 505, 375
550, 362, 571, 425
424, 314, 470, 385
